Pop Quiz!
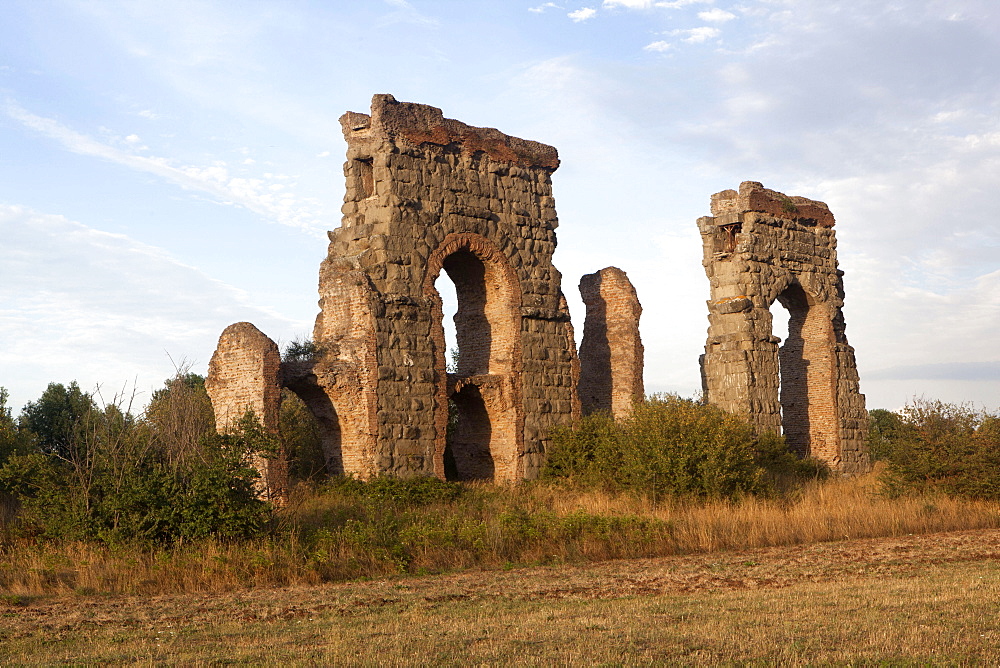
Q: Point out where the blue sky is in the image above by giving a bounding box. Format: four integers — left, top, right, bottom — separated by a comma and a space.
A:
1, 0, 999, 413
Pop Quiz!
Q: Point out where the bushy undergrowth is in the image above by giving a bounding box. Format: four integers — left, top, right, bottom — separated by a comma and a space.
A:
278, 477, 672, 580
0, 377, 271, 544
542, 395, 825, 499
3, 473, 999, 597
5, 377, 1000, 597
878, 399, 1000, 500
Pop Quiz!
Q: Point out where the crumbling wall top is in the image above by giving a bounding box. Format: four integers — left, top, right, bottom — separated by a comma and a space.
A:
339, 94, 560, 170
710, 181, 835, 228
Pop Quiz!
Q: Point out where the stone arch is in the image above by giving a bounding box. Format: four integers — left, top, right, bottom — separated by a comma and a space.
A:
282, 377, 343, 475
699, 181, 869, 474
209, 95, 581, 484
423, 232, 524, 482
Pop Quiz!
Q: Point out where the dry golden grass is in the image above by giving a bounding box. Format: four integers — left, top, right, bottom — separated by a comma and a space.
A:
2, 470, 999, 599
4, 528, 1000, 664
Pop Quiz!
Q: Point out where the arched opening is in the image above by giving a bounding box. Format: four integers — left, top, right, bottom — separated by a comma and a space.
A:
446, 384, 494, 480
425, 233, 522, 482
284, 382, 343, 477
441, 248, 514, 376
771, 283, 839, 459
279, 388, 328, 481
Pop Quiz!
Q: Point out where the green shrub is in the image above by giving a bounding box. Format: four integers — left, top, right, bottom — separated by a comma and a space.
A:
867, 408, 905, 461
0, 388, 32, 470
282, 338, 323, 362
319, 474, 464, 507
881, 399, 1000, 500
542, 395, 812, 499
0, 377, 272, 544
279, 390, 326, 482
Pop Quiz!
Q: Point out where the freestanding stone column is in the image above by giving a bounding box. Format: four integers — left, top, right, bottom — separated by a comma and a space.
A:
205, 322, 287, 500
698, 181, 869, 474
578, 267, 644, 419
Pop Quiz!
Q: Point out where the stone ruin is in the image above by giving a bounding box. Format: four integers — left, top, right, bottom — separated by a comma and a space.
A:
699, 181, 869, 474
206, 96, 870, 495
578, 267, 644, 419
206, 94, 645, 493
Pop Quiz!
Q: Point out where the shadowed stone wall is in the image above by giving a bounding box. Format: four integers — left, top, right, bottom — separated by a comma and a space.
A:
578, 267, 644, 419
698, 181, 869, 474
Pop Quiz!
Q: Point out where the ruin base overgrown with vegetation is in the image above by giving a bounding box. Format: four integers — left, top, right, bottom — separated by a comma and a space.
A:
2, 375, 1000, 598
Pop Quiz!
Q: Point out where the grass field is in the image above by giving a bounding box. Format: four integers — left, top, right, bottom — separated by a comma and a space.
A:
4, 471, 1000, 599
4, 528, 1000, 665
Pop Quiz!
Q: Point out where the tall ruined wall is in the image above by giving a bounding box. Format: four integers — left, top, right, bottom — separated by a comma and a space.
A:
699, 181, 869, 474
578, 267, 644, 419
310, 94, 580, 481
204, 322, 287, 499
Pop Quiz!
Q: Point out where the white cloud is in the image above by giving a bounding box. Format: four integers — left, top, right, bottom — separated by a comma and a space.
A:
603, 0, 654, 7
654, 0, 712, 7
529, 2, 562, 12
568, 7, 597, 21
644, 40, 672, 52
698, 8, 736, 22
674, 26, 721, 42
0, 205, 303, 412
4, 99, 326, 236
137, 109, 159, 120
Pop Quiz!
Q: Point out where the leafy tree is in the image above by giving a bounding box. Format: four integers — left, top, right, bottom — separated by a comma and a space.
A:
18, 382, 95, 458
0, 388, 32, 466
283, 338, 322, 362
0, 376, 271, 544
280, 389, 326, 482
867, 408, 905, 461
144, 372, 215, 468
881, 399, 1000, 500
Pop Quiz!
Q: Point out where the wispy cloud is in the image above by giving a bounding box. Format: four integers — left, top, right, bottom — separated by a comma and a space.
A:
4, 99, 325, 236
603, 0, 711, 8
673, 26, 721, 43
568, 7, 597, 22
644, 40, 672, 52
381, 0, 439, 27
0, 205, 304, 411
529, 2, 562, 12
698, 8, 737, 22
602, 0, 654, 7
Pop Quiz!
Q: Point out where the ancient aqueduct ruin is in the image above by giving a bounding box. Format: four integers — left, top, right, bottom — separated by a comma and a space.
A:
205, 94, 869, 498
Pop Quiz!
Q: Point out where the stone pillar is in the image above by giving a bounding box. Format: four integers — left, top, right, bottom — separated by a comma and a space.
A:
699, 181, 869, 474
578, 267, 644, 419
205, 322, 287, 500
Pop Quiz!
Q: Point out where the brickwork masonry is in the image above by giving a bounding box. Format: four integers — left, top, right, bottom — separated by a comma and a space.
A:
698, 181, 870, 474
